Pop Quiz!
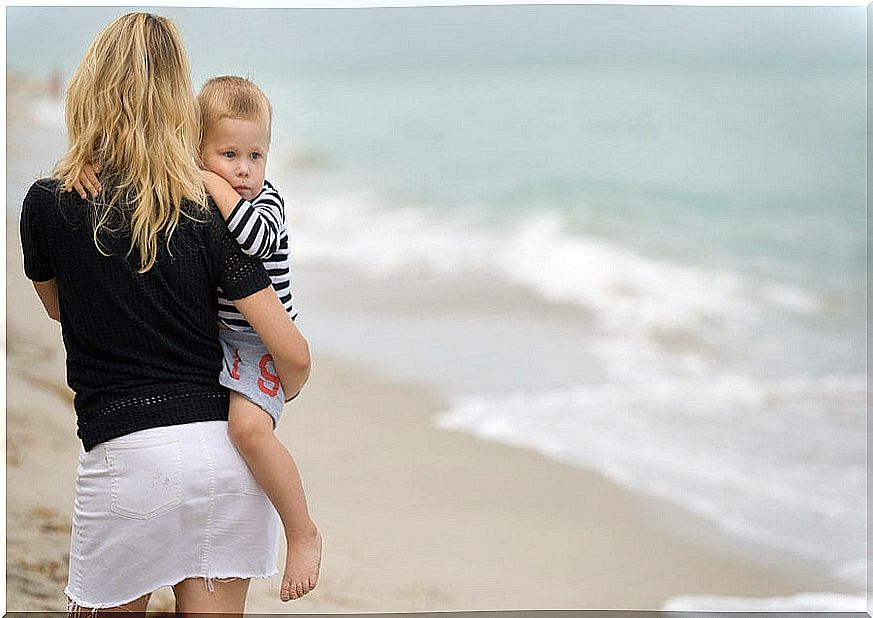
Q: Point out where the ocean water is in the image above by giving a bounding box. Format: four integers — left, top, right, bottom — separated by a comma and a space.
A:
264, 58, 866, 596
7, 5, 866, 609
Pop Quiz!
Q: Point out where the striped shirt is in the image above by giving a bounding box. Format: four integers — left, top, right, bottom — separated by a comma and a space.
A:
217, 179, 297, 329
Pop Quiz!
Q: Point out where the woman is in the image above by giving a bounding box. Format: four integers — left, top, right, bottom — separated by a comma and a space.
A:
19, 13, 310, 615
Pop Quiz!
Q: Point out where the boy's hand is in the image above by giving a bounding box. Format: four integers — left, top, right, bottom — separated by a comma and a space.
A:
68, 163, 101, 199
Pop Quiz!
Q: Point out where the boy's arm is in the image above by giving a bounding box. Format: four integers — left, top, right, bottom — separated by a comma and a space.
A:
201, 171, 285, 259
201, 170, 245, 220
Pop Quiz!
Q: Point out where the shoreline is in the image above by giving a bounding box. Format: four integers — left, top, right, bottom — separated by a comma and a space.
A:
5, 216, 851, 613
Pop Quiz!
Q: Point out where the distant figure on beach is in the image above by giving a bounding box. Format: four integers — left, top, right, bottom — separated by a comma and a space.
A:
74, 74, 323, 603
20, 12, 312, 615
48, 68, 62, 99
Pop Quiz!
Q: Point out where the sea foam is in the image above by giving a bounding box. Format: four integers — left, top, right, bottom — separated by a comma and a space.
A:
434, 355, 866, 588
282, 184, 821, 343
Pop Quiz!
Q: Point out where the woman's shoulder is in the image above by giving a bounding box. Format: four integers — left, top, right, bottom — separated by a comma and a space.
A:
21, 178, 69, 222
24, 177, 63, 201
175, 200, 232, 255
179, 198, 223, 231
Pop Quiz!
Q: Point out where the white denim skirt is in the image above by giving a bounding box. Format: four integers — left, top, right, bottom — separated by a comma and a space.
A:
65, 421, 281, 609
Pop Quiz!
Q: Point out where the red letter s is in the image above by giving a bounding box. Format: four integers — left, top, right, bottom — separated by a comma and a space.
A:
257, 354, 280, 397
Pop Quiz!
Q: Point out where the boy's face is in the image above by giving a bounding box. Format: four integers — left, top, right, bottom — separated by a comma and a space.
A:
200, 117, 270, 201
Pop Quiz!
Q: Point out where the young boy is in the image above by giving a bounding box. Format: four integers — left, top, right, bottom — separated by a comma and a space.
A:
198, 76, 322, 602
74, 76, 323, 602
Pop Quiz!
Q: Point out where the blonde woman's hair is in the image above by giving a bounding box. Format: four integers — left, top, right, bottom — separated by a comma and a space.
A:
197, 76, 273, 143
54, 12, 207, 273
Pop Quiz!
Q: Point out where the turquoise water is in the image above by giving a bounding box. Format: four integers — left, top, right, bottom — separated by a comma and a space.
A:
267, 58, 865, 389
272, 59, 865, 297
263, 56, 866, 585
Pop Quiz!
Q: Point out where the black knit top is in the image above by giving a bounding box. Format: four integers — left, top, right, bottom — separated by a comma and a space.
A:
20, 178, 271, 451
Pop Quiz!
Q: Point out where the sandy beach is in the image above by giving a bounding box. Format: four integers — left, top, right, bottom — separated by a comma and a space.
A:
5, 216, 849, 613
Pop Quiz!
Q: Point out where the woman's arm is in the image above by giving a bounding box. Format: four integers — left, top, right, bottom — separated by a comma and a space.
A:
33, 279, 60, 322
233, 286, 311, 401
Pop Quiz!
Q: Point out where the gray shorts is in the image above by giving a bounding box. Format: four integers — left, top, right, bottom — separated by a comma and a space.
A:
218, 329, 285, 427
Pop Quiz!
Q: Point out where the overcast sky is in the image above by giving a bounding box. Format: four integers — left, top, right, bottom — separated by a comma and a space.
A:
7, 4, 866, 77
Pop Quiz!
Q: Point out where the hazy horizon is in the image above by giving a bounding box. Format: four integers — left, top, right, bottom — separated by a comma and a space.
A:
7, 4, 866, 82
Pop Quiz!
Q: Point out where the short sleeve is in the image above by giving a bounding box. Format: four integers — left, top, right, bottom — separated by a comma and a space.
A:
20, 181, 57, 282
209, 206, 271, 301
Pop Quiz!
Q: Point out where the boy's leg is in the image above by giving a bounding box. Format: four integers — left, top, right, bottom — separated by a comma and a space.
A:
227, 393, 323, 602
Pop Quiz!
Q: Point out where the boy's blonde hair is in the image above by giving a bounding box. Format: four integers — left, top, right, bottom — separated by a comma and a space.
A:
197, 76, 273, 143
54, 12, 207, 274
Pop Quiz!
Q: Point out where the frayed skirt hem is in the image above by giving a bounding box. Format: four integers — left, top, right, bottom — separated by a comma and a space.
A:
64, 568, 279, 612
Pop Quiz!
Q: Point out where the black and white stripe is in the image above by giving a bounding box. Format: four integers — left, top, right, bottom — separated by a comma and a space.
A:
217, 180, 297, 328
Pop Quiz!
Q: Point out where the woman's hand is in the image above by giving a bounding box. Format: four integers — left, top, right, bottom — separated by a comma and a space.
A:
68, 163, 101, 199
232, 287, 311, 402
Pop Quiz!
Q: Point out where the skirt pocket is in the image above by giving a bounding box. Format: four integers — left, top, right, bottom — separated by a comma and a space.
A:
105, 435, 183, 520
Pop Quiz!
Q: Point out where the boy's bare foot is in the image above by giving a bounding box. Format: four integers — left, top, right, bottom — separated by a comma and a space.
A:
280, 527, 323, 601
